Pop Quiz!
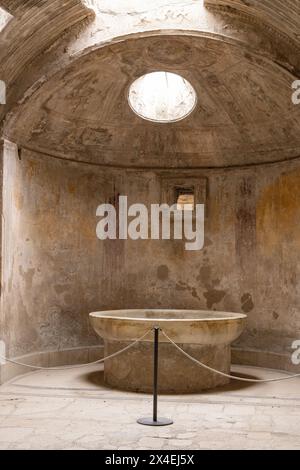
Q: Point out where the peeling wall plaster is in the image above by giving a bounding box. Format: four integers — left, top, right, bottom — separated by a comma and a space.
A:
1, 145, 300, 358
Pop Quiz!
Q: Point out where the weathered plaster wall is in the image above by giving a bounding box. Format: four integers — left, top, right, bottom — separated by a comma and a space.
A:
2, 143, 103, 356
1, 145, 300, 360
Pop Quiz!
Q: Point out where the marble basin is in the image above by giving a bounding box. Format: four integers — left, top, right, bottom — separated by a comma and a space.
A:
89, 309, 247, 393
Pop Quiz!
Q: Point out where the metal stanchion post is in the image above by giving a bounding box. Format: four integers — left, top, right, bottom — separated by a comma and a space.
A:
137, 327, 173, 426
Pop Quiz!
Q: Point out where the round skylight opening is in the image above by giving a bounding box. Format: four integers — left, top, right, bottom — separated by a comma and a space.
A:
128, 71, 197, 123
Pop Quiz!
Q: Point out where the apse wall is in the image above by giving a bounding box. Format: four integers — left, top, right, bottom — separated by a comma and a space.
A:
1, 142, 300, 370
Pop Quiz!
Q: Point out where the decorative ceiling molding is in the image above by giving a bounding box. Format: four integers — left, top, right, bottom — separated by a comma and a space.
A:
204, 0, 300, 47
0, 0, 78, 17
1, 1, 300, 169
0, 0, 94, 123
0, 1, 94, 83
4, 34, 300, 169
0, 0, 34, 16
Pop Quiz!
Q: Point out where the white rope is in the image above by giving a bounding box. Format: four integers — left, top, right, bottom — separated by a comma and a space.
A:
0, 330, 152, 371
162, 330, 300, 384
2, 328, 299, 384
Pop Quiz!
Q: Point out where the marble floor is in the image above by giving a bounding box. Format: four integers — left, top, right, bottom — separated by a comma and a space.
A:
0, 364, 300, 450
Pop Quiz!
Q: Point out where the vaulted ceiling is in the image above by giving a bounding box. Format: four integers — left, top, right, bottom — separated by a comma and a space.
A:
205, 0, 300, 46
1, 0, 300, 168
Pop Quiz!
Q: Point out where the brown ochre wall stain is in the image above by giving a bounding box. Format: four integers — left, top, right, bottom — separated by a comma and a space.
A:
19, 266, 35, 290
14, 190, 24, 210
157, 265, 169, 281
175, 280, 201, 302
273, 311, 279, 320
257, 169, 300, 256
241, 293, 254, 313
198, 265, 226, 309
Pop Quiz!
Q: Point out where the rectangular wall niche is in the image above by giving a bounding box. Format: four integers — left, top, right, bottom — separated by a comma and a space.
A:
175, 187, 195, 211
160, 176, 208, 216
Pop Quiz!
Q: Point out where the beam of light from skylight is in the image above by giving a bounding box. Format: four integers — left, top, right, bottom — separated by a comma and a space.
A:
84, 0, 204, 15
0, 7, 13, 32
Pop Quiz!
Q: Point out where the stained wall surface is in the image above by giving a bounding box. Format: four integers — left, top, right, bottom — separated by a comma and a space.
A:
2, 143, 299, 360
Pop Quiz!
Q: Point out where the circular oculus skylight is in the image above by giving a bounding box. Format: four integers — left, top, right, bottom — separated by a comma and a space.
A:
128, 71, 197, 123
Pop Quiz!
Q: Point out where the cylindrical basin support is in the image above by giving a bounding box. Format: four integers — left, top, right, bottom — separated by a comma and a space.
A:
137, 327, 173, 426
90, 309, 247, 393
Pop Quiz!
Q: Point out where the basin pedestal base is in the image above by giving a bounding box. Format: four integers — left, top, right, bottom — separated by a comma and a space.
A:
103, 340, 231, 393
137, 417, 174, 426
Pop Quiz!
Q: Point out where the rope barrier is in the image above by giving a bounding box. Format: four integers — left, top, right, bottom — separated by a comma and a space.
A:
161, 330, 300, 384
1, 327, 299, 384
0, 330, 152, 371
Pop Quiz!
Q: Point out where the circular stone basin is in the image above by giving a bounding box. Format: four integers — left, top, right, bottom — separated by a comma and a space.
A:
90, 310, 247, 393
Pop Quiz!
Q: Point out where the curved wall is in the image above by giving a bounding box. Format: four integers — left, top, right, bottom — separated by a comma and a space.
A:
1, 143, 300, 370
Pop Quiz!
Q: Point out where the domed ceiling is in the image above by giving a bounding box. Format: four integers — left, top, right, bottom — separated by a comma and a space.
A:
1, 1, 300, 169
5, 34, 299, 169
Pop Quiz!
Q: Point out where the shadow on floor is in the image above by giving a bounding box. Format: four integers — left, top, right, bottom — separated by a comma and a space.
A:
83, 369, 259, 395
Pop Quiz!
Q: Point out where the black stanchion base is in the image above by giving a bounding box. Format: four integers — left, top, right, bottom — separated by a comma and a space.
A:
137, 417, 173, 426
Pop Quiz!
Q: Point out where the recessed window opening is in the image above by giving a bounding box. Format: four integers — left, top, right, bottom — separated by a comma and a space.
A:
0, 7, 13, 32
175, 187, 195, 211
128, 71, 197, 123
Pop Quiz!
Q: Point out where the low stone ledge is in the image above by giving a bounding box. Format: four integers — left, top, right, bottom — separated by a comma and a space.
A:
0, 345, 104, 385
1, 345, 298, 385
232, 347, 299, 373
